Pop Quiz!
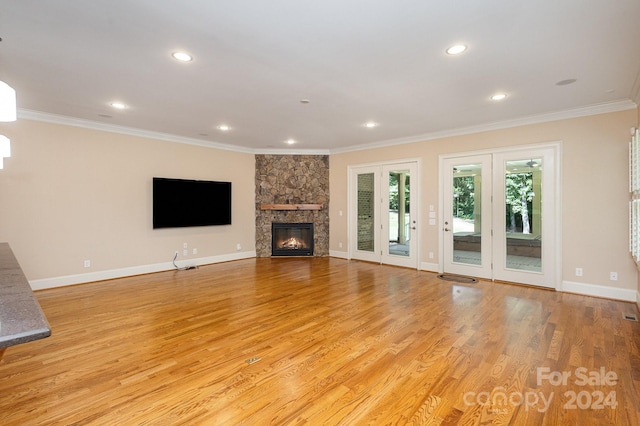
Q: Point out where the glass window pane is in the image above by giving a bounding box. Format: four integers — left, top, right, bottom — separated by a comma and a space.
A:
504, 158, 542, 272
388, 170, 410, 257
452, 164, 482, 265
357, 173, 375, 251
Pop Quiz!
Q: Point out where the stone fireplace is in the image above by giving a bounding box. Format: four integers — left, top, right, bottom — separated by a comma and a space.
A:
255, 155, 329, 257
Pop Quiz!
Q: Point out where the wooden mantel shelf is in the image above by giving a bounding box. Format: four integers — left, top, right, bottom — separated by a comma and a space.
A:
260, 203, 323, 211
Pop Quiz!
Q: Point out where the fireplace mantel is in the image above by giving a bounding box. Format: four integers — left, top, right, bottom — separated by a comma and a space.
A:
260, 203, 323, 211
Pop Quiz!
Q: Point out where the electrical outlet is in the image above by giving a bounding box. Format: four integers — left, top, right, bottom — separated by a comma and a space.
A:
610, 272, 618, 281
183, 242, 188, 249
84, 260, 91, 268
338, 242, 343, 248
575, 268, 583, 277
192, 248, 197, 255
236, 243, 242, 251
429, 252, 434, 259
183, 249, 188, 256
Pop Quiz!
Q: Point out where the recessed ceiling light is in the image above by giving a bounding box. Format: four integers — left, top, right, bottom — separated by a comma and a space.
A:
364, 121, 378, 128
556, 78, 577, 86
286, 139, 297, 145
171, 51, 193, 62
446, 44, 467, 55
490, 93, 507, 101
109, 102, 127, 109
217, 124, 230, 131
300, 99, 311, 104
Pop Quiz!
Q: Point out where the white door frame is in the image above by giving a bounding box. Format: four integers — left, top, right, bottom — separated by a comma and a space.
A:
348, 159, 421, 269
439, 142, 562, 289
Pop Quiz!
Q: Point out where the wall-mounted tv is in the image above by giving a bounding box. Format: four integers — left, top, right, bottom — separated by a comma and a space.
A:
153, 177, 231, 229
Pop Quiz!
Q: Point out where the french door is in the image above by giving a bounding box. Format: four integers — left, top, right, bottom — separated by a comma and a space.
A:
441, 145, 559, 288
442, 155, 493, 279
350, 162, 419, 268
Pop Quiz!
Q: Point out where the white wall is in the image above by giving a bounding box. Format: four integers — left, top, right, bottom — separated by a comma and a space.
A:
0, 119, 256, 288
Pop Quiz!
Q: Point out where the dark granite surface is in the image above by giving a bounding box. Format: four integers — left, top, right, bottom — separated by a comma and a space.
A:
0, 243, 51, 349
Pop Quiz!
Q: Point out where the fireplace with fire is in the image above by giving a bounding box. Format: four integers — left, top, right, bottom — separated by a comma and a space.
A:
271, 222, 314, 256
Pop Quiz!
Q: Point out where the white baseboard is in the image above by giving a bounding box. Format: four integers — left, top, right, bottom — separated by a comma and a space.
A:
561, 280, 637, 302
29, 251, 257, 291
329, 250, 349, 259
420, 262, 440, 273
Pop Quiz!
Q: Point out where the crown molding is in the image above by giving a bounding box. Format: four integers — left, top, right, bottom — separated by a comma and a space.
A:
330, 99, 638, 154
17, 109, 333, 155
18, 99, 637, 157
254, 148, 330, 155
631, 69, 640, 105
17, 109, 256, 154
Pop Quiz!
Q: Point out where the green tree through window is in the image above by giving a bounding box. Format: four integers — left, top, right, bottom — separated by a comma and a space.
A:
505, 172, 534, 233
453, 176, 475, 219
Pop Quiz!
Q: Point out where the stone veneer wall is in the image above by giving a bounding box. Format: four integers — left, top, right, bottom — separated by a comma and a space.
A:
255, 155, 329, 257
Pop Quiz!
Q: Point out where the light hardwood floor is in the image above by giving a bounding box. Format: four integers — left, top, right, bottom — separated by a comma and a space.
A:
1, 258, 639, 425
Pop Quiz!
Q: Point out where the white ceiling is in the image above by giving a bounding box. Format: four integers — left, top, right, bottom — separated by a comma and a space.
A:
1, 0, 639, 153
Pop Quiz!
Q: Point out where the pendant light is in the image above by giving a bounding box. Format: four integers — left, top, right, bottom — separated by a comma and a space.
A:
0, 81, 17, 122
0, 80, 16, 169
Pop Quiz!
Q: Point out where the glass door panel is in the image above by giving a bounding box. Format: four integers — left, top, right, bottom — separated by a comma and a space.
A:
357, 173, 375, 252
452, 164, 482, 266
504, 158, 543, 272
387, 169, 411, 257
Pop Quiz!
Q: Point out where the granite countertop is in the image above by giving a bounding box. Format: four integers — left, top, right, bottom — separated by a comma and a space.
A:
0, 243, 51, 349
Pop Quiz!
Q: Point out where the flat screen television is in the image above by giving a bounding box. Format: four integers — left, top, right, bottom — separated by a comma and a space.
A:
153, 177, 231, 228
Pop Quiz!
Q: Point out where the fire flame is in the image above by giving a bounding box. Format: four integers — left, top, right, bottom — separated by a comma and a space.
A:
280, 237, 305, 249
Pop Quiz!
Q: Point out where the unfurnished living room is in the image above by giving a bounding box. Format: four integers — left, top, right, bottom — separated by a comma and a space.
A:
1, 1, 639, 425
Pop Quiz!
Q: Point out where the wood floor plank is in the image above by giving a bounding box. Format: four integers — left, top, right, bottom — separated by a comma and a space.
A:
0, 257, 639, 425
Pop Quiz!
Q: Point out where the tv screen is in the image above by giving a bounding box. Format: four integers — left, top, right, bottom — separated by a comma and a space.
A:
153, 177, 231, 228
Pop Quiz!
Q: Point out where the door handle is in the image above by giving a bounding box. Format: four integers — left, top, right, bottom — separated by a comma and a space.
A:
444, 228, 450, 232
